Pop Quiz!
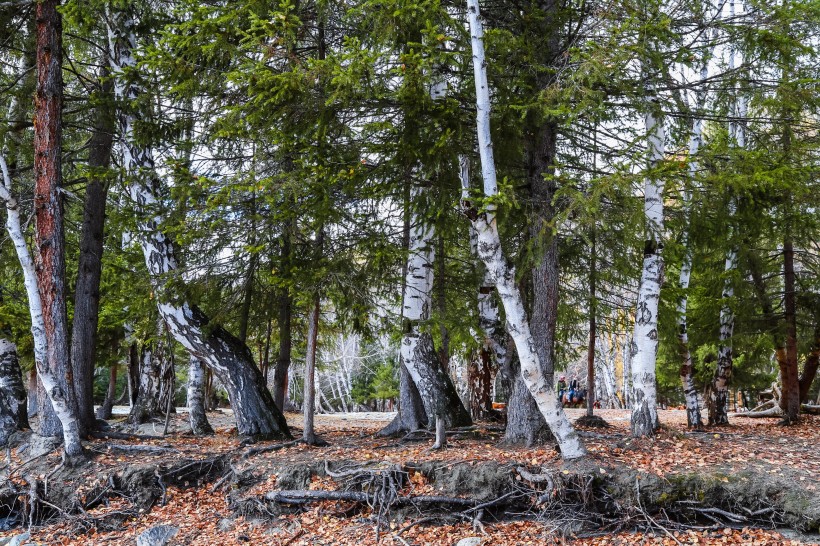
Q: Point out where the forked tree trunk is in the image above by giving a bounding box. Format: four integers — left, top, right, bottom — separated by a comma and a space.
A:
629, 100, 665, 438
464, 0, 585, 459
0, 338, 29, 444
71, 59, 115, 434
187, 357, 213, 436
390, 185, 471, 432
106, 9, 290, 440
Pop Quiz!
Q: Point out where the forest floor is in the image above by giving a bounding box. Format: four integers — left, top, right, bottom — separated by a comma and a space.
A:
1, 409, 819, 545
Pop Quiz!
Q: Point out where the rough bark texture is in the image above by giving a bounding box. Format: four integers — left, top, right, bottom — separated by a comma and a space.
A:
781, 239, 800, 423
378, 362, 427, 436
129, 344, 165, 425
678, 60, 707, 429
273, 225, 293, 411
467, 346, 494, 420
32, 0, 84, 460
798, 323, 820, 404
96, 359, 118, 420
629, 105, 664, 438
71, 61, 115, 434
107, 8, 290, 440
187, 357, 213, 436
504, 352, 552, 446
27, 369, 37, 418
709, 237, 737, 426
0, 338, 29, 444
303, 297, 321, 444
127, 341, 139, 408
464, 1, 585, 459
586, 232, 597, 418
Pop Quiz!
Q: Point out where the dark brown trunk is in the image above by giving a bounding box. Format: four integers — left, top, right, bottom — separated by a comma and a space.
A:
437, 232, 449, 370
71, 59, 115, 434
273, 224, 292, 411
781, 238, 800, 422
33, 0, 81, 442
238, 193, 257, 344
127, 341, 139, 407
96, 359, 118, 421
798, 323, 820, 404
587, 235, 597, 418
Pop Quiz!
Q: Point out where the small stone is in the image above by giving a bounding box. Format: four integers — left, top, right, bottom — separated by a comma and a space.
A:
455, 538, 483, 546
136, 525, 179, 546
217, 518, 235, 532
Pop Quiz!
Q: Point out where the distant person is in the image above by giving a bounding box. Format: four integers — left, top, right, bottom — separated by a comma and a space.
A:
557, 376, 567, 401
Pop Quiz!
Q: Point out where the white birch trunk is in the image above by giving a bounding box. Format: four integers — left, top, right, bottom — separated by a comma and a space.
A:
464, 0, 585, 459
0, 156, 84, 457
678, 58, 708, 428
187, 357, 213, 435
711, 12, 743, 424
629, 105, 665, 437
106, 10, 289, 439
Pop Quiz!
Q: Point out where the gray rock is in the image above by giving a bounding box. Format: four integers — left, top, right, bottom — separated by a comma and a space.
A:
0, 533, 30, 546
217, 518, 235, 532
136, 525, 179, 546
455, 538, 483, 546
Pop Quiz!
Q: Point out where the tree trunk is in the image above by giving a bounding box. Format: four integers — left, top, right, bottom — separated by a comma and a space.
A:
394, 185, 471, 431
187, 356, 213, 435
586, 231, 597, 418
71, 59, 115, 434
238, 192, 257, 345
96, 359, 118, 421
106, 9, 290, 440
798, 323, 820, 403
504, 351, 552, 446
27, 369, 37, 418
273, 224, 293, 411
678, 57, 708, 429
30, 0, 84, 461
127, 341, 139, 408
0, 338, 30, 444
464, 0, 585, 459
303, 297, 321, 444
129, 343, 164, 425
629, 102, 665, 438
781, 238, 800, 423
709, 237, 737, 426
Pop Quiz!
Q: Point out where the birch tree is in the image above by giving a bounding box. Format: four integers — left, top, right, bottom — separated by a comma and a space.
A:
106, 6, 290, 440
463, 0, 585, 459
629, 96, 665, 438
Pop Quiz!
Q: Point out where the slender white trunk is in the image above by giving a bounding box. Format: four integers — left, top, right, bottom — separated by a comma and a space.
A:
0, 157, 84, 457
679, 58, 709, 428
464, 0, 585, 459
629, 104, 665, 437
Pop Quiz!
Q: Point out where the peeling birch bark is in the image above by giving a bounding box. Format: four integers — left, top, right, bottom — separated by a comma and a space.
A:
678, 59, 708, 429
464, 0, 585, 459
187, 357, 213, 436
106, 8, 290, 440
628, 104, 664, 438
